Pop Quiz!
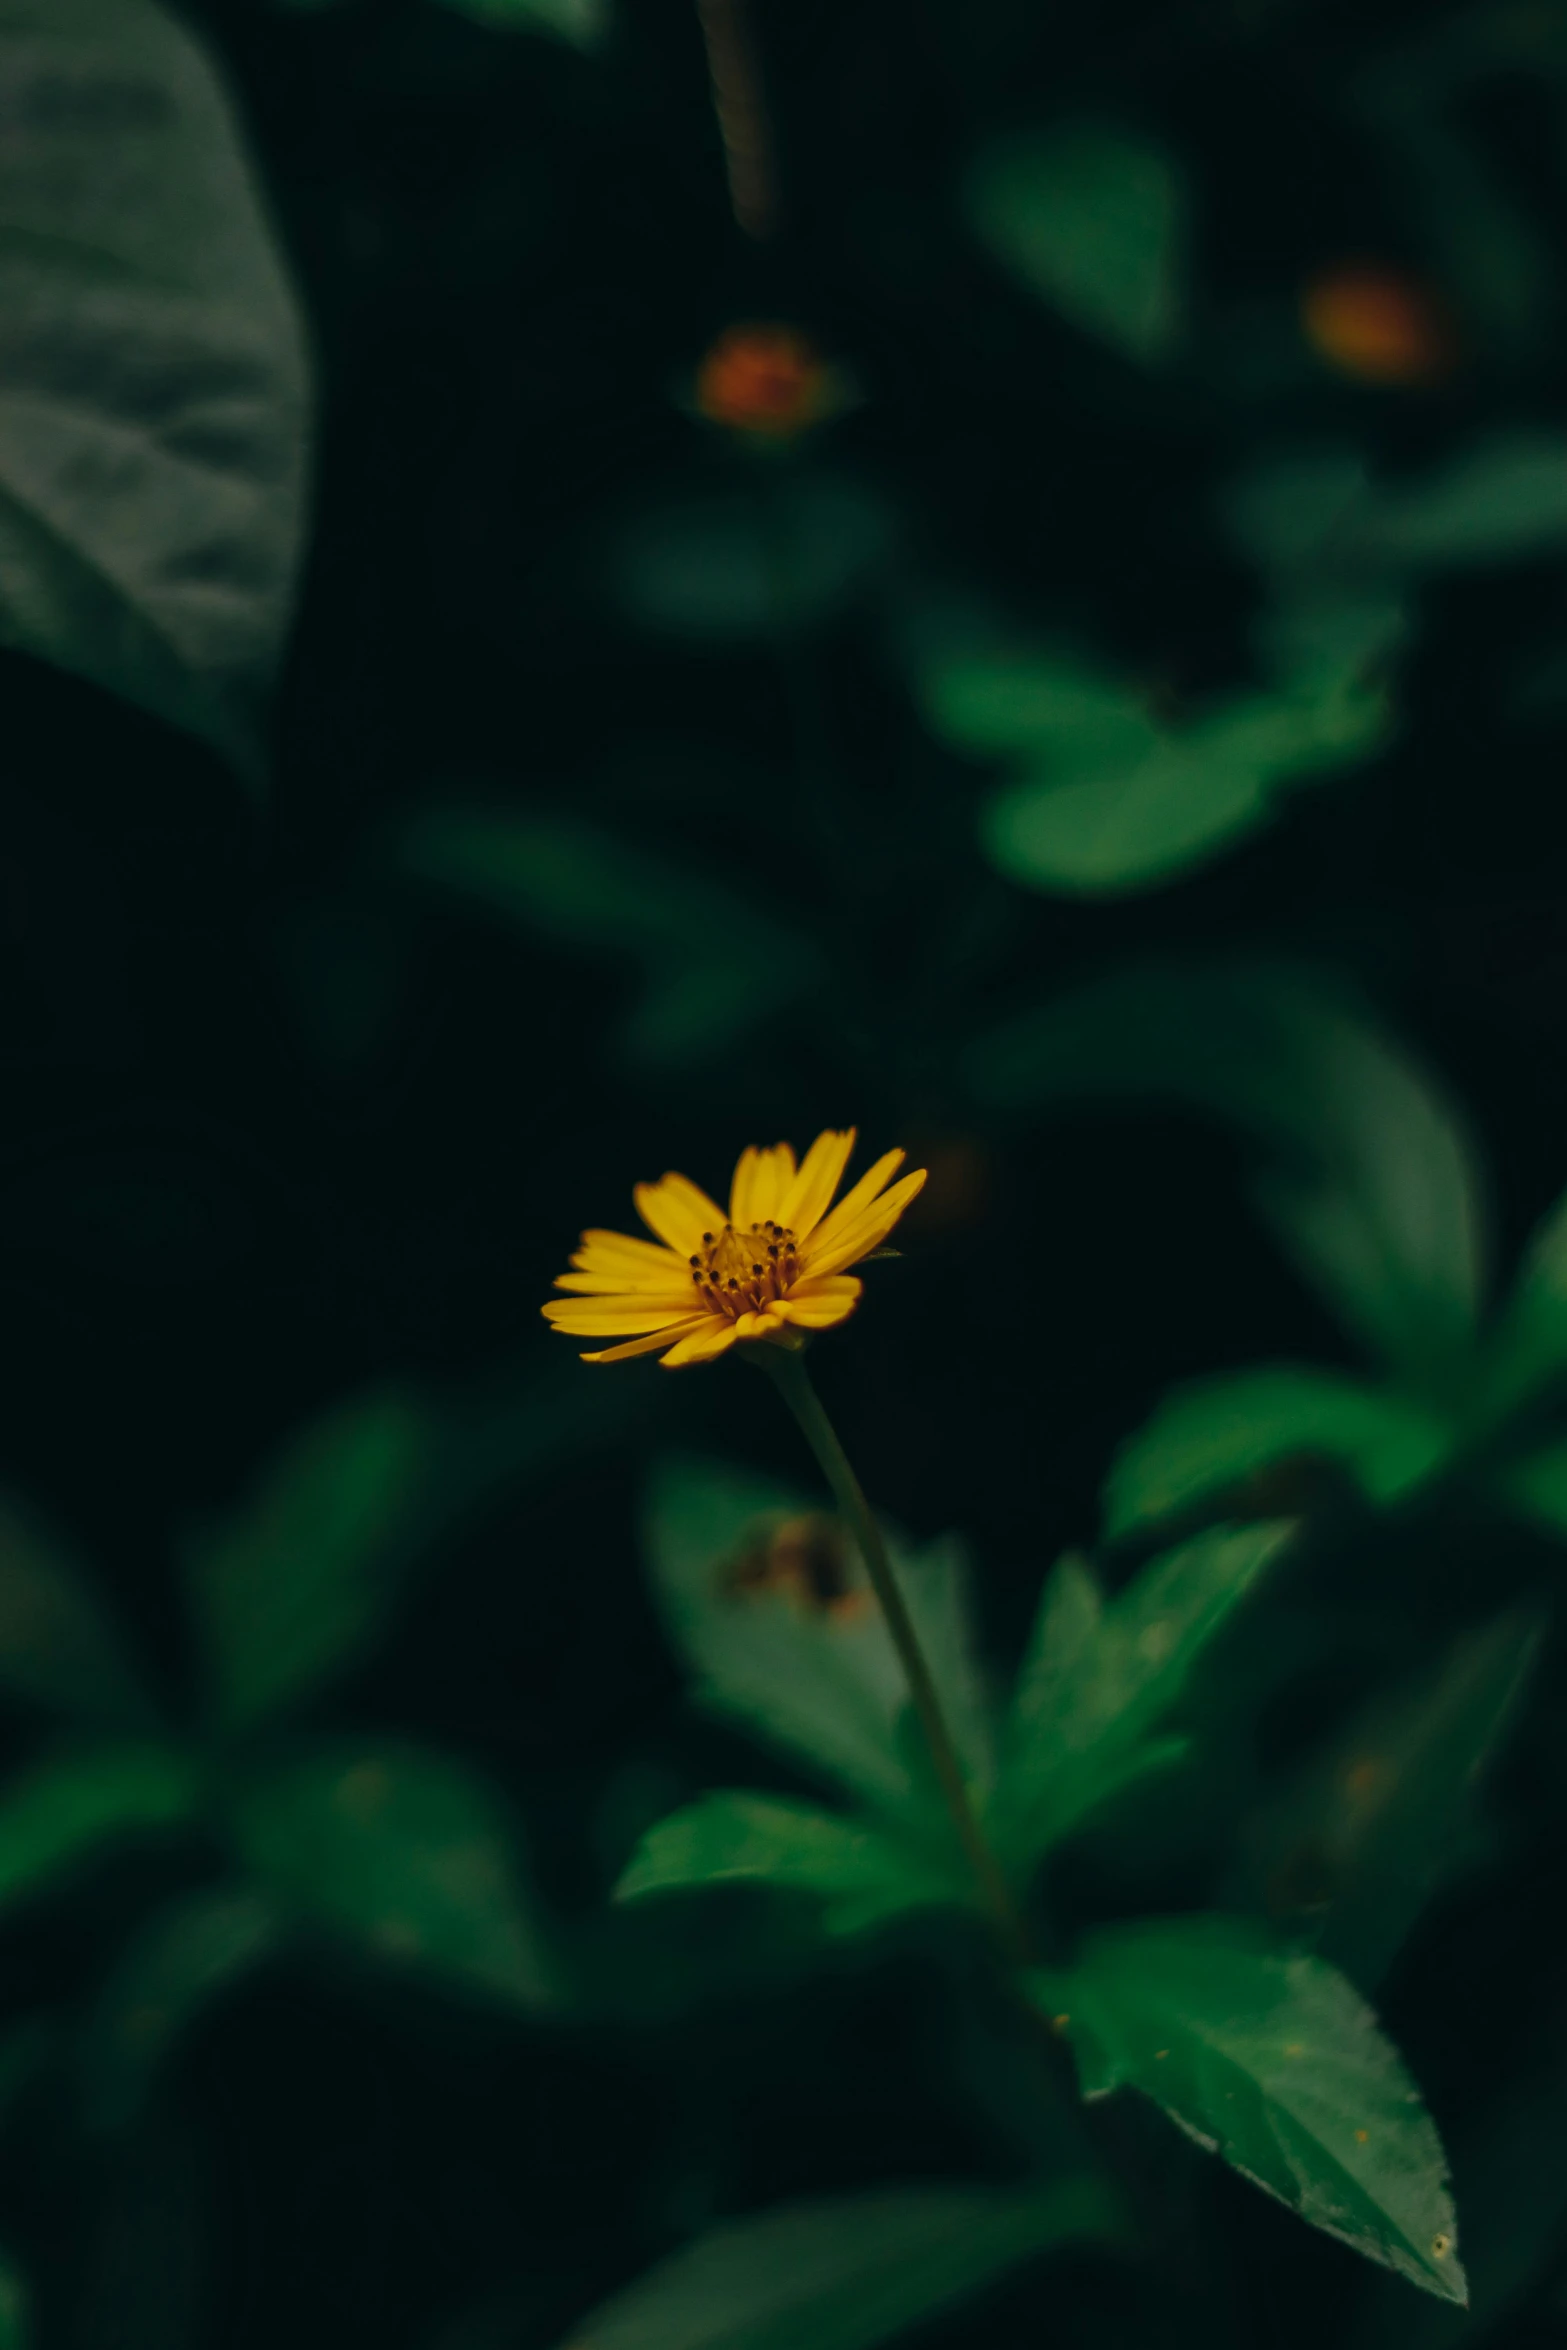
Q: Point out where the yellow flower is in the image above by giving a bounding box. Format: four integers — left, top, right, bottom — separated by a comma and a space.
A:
542, 1129, 926, 1367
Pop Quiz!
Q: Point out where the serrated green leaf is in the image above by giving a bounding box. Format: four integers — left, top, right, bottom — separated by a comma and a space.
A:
400, 812, 824, 1074
965, 125, 1184, 363
644, 1458, 992, 1817
185, 1392, 438, 1735
231, 1743, 557, 2009
547, 2177, 1115, 2350
77, 1883, 283, 2131
992, 1524, 1290, 1869
0, 1494, 152, 1727
1037, 1917, 1466, 2302
616, 1791, 973, 1939
0, 0, 312, 781
1244, 1613, 1541, 1988
1104, 1366, 1455, 1539
0, 1742, 198, 1912
969, 961, 1485, 1391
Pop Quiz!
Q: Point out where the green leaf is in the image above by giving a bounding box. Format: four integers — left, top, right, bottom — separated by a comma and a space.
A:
0, 1493, 152, 1726
77, 1883, 283, 2131
1104, 1366, 1455, 1540
616, 1792, 973, 1939
964, 124, 1184, 363
1476, 1176, 1567, 1421
400, 812, 824, 1073
1229, 436, 1567, 590
980, 675, 1388, 895
1494, 1438, 1567, 1540
0, 1742, 197, 1912
1367, 435, 1567, 570
0, 2250, 28, 2350
231, 1743, 557, 2009
1244, 1614, 1541, 1989
645, 1459, 992, 1816
185, 1392, 439, 1735
920, 646, 1157, 767
608, 473, 895, 643
970, 960, 1486, 1390
546, 2178, 1114, 2350
1038, 1916, 1466, 2302
436, 0, 607, 44
992, 1524, 1290, 1870
0, 0, 312, 780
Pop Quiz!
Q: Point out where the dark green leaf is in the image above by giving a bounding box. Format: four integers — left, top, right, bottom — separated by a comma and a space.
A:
232, 1743, 557, 2009
645, 1458, 992, 1816
0, 0, 311, 779
548, 2178, 1114, 2350
992, 1524, 1290, 1869
1494, 1439, 1567, 1541
185, 1392, 438, 1734
970, 961, 1486, 1389
77, 1883, 283, 2131
0, 1493, 152, 1726
400, 812, 824, 1073
1038, 1916, 1465, 2302
1244, 1613, 1541, 1989
616, 1791, 973, 1939
0, 1742, 198, 1912
981, 676, 1388, 896
1477, 1177, 1567, 1421
436, 0, 606, 42
1104, 1366, 1455, 1539
0, 2250, 27, 2350
608, 473, 896, 643
964, 125, 1184, 363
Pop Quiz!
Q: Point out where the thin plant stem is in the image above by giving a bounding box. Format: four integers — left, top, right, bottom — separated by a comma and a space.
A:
695, 0, 778, 239
758, 1345, 1033, 1968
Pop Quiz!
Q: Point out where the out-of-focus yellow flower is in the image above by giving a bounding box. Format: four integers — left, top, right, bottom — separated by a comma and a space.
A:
693, 322, 838, 439
542, 1129, 926, 1367
1301, 266, 1456, 386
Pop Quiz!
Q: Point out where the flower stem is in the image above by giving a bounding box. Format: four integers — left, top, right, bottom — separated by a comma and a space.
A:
759, 1346, 1032, 1968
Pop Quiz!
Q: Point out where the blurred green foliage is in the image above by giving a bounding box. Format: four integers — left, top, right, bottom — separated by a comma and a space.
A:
1, 0, 1567, 2345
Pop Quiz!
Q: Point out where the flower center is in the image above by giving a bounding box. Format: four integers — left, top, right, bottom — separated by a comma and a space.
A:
689, 1219, 800, 1319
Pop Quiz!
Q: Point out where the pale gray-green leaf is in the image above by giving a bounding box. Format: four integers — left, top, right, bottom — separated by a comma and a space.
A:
0, 0, 312, 778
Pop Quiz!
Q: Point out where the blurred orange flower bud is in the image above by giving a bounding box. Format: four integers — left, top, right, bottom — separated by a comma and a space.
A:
1301, 266, 1457, 386
693, 322, 838, 439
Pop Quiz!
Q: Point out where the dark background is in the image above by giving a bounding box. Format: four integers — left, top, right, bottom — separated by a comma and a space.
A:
4, 0, 1567, 2343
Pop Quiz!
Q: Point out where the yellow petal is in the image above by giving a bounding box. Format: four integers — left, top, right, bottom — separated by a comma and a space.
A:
802, 1148, 905, 1257
779, 1128, 857, 1242
729, 1142, 796, 1228
554, 1269, 696, 1299
774, 1274, 863, 1329
635, 1172, 726, 1254
574, 1228, 685, 1275
542, 1298, 701, 1335
580, 1318, 711, 1363
659, 1318, 742, 1368
800, 1168, 926, 1279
